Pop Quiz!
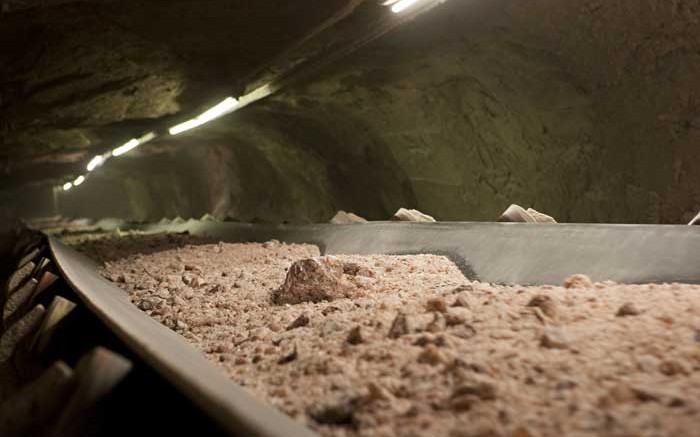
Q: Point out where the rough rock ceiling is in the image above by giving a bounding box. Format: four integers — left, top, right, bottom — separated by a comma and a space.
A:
1, 0, 350, 186
1, 0, 699, 224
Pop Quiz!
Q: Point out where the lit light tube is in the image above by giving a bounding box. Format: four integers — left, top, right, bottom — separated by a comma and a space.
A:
112, 139, 139, 157
73, 175, 85, 186
87, 155, 104, 172
112, 132, 157, 157
169, 97, 239, 135
63, 182, 73, 191
390, 0, 421, 13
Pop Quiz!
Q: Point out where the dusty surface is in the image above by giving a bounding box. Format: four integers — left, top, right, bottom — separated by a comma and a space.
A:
73, 234, 700, 437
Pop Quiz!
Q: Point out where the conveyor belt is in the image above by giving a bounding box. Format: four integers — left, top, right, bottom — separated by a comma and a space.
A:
106, 221, 700, 285
48, 237, 317, 437
6, 221, 697, 436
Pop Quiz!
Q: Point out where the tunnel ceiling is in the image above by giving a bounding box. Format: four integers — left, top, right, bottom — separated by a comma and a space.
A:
1, 0, 699, 224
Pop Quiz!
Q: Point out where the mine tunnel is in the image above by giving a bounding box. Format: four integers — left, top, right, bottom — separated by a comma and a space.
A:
1, 1, 700, 436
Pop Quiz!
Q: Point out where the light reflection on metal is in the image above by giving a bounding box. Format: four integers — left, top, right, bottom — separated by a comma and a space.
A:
689, 211, 700, 225
169, 97, 239, 135
62, 182, 73, 191
73, 175, 85, 186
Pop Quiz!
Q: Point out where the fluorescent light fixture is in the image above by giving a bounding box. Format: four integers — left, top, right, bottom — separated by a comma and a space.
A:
73, 175, 85, 186
169, 119, 201, 136
63, 182, 73, 191
390, 0, 421, 13
113, 132, 157, 157
112, 139, 140, 157
87, 155, 104, 172
169, 97, 239, 135
238, 83, 276, 108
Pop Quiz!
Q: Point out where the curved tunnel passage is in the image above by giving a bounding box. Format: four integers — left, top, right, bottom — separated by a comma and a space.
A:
1, 0, 699, 224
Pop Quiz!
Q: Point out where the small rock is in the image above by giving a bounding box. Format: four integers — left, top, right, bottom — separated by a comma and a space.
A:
659, 360, 688, 376
427, 312, 447, 332
322, 306, 341, 316
527, 295, 558, 319
413, 334, 447, 347
452, 284, 475, 294
449, 422, 503, 437
637, 354, 660, 373
563, 274, 593, 289
452, 324, 478, 339
452, 296, 470, 308
182, 273, 205, 288
616, 302, 642, 317
208, 284, 225, 294
366, 382, 393, 402
608, 383, 637, 403
445, 308, 469, 326
286, 313, 310, 330
452, 380, 497, 401
330, 211, 368, 224
344, 263, 373, 278
426, 297, 448, 313
417, 344, 443, 365
277, 344, 298, 365
321, 320, 343, 337
511, 427, 535, 437
388, 312, 409, 338
346, 326, 364, 345
390, 208, 437, 222
630, 386, 661, 403
540, 327, 572, 349
109, 273, 126, 283
450, 395, 477, 411
138, 297, 164, 311
310, 398, 358, 426
669, 397, 686, 408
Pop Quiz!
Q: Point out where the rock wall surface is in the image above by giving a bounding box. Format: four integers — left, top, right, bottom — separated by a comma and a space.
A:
1, 0, 698, 223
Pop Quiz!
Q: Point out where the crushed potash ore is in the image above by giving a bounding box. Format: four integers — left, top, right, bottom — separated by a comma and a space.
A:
71, 233, 700, 437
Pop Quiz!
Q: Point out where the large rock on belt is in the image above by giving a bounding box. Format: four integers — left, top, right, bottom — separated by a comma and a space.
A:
273, 257, 362, 304
330, 211, 368, 224
391, 208, 436, 222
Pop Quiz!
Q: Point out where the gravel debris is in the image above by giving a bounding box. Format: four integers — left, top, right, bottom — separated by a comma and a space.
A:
426, 297, 448, 313
562, 273, 594, 289
346, 326, 364, 345
527, 295, 558, 319
286, 313, 310, 330
69, 232, 700, 437
616, 302, 642, 317
540, 327, 572, 349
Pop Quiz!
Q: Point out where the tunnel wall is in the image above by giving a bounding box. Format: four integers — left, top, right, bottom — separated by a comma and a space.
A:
4, 0, 699, 224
